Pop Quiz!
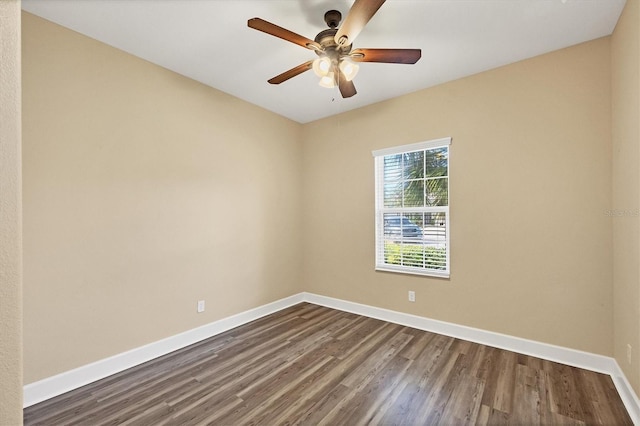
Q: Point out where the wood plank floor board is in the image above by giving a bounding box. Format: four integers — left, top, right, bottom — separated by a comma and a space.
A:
24, 303, 633, 425
289, 384, 351, 426
338, 353, 414, 425
373, 333, 458, 424
439, 372, 485, 425
251, 358, 344, 425
314, 333, 412, 424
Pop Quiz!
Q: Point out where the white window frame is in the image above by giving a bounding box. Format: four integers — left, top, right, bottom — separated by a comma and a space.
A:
373, 137, 451, 278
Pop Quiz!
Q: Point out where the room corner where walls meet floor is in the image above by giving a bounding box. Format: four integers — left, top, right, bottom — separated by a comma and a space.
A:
23, 292, 640, 424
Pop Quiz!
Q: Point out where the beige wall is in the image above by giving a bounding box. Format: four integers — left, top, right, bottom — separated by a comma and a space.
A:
22, 6, 624, 390
22, 12, 303, 383
0, 0, 23, 423
302, 38, 612, 356
612, 0, 640, 393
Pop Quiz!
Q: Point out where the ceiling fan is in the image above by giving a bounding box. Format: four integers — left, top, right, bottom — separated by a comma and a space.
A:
247, 0, 421, 98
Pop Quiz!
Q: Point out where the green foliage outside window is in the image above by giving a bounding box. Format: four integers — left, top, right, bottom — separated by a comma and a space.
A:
384, 242, 447, 270
384, 148, 448, 208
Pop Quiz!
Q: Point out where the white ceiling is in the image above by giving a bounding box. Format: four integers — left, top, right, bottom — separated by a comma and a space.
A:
22, 0, 626, 124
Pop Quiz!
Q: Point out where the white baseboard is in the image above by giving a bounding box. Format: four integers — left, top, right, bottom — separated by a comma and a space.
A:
303, 292, 615, 373
23, 291, 640, 425
610, 361, 640, 425
23, 293, 305, 407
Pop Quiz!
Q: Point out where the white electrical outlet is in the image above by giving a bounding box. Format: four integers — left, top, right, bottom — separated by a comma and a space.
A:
197, 300, 205, 313
408, 291, 416, 302
627, 344, 632, 365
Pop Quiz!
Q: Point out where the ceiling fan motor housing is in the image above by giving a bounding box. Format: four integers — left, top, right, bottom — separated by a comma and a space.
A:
314, 28, 352, 60
324, 10, 342, 28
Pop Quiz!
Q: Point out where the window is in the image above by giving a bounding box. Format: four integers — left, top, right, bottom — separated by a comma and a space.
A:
373, 137, 451, 277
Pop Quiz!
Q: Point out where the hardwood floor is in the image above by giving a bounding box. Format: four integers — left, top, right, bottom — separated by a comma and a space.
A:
24, 303, 633, 425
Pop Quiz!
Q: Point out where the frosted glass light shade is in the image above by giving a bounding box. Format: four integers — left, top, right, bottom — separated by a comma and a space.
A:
312, 57, 332, 77
319, 72, 335, 88
339, 59, 359, 81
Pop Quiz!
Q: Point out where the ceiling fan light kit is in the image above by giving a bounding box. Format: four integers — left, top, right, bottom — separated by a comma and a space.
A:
312, 56, 358, 88
248, 0, 421, 98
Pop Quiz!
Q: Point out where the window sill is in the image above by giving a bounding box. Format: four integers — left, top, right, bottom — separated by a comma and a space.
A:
375, 265, 450, 279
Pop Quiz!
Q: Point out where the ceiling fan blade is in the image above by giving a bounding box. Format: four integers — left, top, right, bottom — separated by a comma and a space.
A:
336, 69, 357, 98
350, 48, 421, 64
268, 60, 314, 85
248, 18, 321, 51
334, 0, 386, 47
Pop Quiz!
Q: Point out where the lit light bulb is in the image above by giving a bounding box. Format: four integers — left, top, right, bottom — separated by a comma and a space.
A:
319, 72, 336, 88
312, 57, 332, 77
339, 59, 360, 81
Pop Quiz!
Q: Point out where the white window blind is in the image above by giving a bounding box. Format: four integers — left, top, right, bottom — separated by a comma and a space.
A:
373, 137, 451, 278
